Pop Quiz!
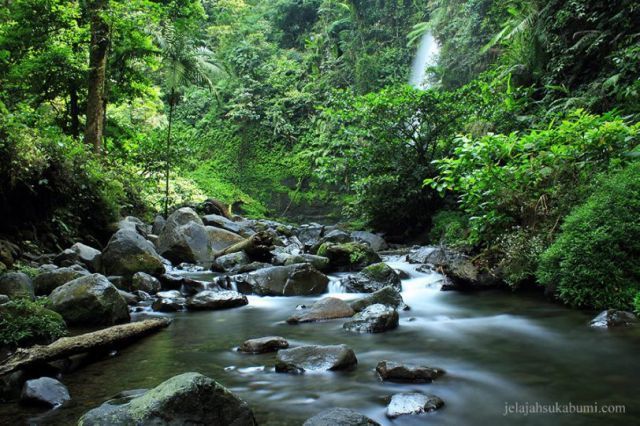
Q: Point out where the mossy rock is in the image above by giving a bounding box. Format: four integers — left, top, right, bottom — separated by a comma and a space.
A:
316, 242, 381, 271
0, 298, 67, 348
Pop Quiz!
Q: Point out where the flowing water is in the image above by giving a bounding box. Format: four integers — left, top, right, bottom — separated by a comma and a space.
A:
2, 257, 640, 425
409, 31, 440, 90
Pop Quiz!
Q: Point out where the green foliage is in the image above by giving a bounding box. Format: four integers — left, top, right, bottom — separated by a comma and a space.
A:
537, 162, 640, 310
0, 298, 67, 348
634, 293, 640, 316
429, 210, 469, 247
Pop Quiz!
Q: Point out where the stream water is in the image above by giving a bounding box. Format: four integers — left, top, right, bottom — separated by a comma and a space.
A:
2, 256, 639, 425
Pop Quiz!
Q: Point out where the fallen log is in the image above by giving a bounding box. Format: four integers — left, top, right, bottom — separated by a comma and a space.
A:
0, 318, 171, 376
213, 231, 274, 262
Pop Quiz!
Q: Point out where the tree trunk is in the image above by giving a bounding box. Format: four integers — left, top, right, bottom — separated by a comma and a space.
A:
84, 0, 110, 153
164, 95, 175, 218
0, 319, 171, 376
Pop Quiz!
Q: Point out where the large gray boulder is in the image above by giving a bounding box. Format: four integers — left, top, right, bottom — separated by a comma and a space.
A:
350, 286, 406, 312
186, 290, 248, 311
234, 264, 328, 296
341, 263, 402, 293
206, 226, 245, 252
158, 208, 210, 264
33, 265, 89, 296
0, 272, 34, 300
303, 408, 380, 426
102, 229, 165, 277
351, 231, 388, 252
131, 272, 161, 294
202, 214, 254, 237
20, 377, 70, 408
275, 344, 357, 374
343, 304, 398, 333
48, 274, 130, 325
55, 243, 102, 272
214, 251, 250, 272
296, 224, 325, 249
287, 297, 354, 324
78, 372, 256, 426
376, 361, 445, 383
386, 392, 444, 418
238, 336, 289, 354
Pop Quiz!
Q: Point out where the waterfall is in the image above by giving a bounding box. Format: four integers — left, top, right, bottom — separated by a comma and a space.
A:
409, 30, 440, 90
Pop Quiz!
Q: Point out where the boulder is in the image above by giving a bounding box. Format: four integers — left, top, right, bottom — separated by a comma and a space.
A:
20, 377, 70, 408
590, 310, 639, 328
275, 344, 357, 374
317, 242, 381, 271
202, 214, 253, 237
49, 274, 130, 326
55, 243, 102, 272
238, 336, 289, 354
117, 216, 149, 235
158, 208, 210, 264
186, 290, 248, 311
102, 229, 165, 277
283, 254, 330, 271
343, 304, 398, 333
342, 263, 401, 293
406, 247, 439, 264
0, 239, 20, 268
296, 225, 325, 249
287, 297, 354, 324
215, 251, 250, 272
386, 393, 444, 418
375, 361, 445, 383
0, 272, 34, 300
350, 286, 406, 312
351, 231, 388, 252
152, 290, 186, 312
118, 290, 139, 306
152, 215, 166, 235
206, 226, 245, 252
234, 264, 328, 296
33, 265, 89, 296
314, 229, 352, 251
78, 372, 256, 426
303, 408, 380, 426
131, 272, 161, 294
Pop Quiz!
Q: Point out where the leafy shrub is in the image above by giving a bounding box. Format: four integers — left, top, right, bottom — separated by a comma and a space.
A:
494, 228, 547, 287
537, 162, 640, 310
429, 210, 469, 246
0, 298, 67, 348
634, 293, 640, 315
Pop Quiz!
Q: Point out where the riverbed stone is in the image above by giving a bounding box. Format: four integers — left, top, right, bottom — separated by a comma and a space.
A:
215, 251, 250, 272
287, 297, 355, 324
102, 229, 165, 277
49, 274, 130, 325
376, 361, 445, 383
0, 272, 34, 300
317, 242, 381, 271
296, 224, 325, 249
234, 264, 329, 296
386, 392, 444, 418
33, 265, 89, 296
55, 243, 102, 272
131, 272, 161, 294
283, 254, 330, 271
238, 336, 289, 354
350, 286, 406, 312
118, 290, 139, 306
590, 310, 638, 328
152, 290, 186, 312
343, 304, 398, 333
202, 214, 251, 237
157, 208, 210, 264
20, 377, 70, 408
186, 290, 248, 311
351, 231, 388, 252
78, 372, 257, 426
303, 408, 380, 426
342, 263, 402, 293
206, 226, 245, 252
275, 344, 357, 374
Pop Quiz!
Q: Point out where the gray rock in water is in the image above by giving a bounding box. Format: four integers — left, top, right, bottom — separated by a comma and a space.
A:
152, 215, 166, 235
351, 231, 388, 252
350, 286, 406, 312
131, 272, 161, 294
343, 304, 398, 333
215, 251, 250, 272
206, 226, 245, 252
202, 214, 254, 237
102, 229, 165, 277
303, 408, 380, 426
186, 290, 248, 311
157, 208, 210, 265
386, 392, 444, 418
118, 290, 139, 306
406, 247, 439, 264
318, 242, 381, 272
234, 264, 329, 296
33, 265, 89, 296
590, 310, 638, 328
296, 225, 325, 249
275, 344, 357, 374
0, 272, 34, 300
55, 243, 102, 272
283, 254, 330, 271
21, 377, 70, 408
238, 336, 289, 354
342, 263, 402, 293
49, 274, 129, 325
78, 372, 256, 426
287, 297, 354, 324
152, 290, 186, 312
376, 360, 445, 383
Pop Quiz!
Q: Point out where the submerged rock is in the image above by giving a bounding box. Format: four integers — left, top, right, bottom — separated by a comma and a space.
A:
343, 304, 398, 333
157, 208, 210, 264
20, 377, 70, 408
350, 286, 406, 312
342, 263, 402, 293
48, 274, 130, 325
101, 229, 165, 277
275, 344, 357, 374
186, 290, 248, 311
78, 372, 256, 426
303, 408, 380, 426
287, 297, 354, 324
238, 336, 289, 354
376, 361, 445, 383
234, 264, 328, 296
590, 310, 638, 328
0, 272, 34, 300
386, 392, 444, 418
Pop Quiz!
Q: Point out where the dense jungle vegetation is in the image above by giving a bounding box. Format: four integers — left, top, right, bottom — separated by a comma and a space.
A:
1, 0, 639, 312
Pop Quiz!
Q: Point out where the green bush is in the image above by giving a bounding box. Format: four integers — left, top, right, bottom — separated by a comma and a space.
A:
634, 293, 640, 315
429, 210, 469, 246
0, 298, 67, 348
537, 162, 640, 310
